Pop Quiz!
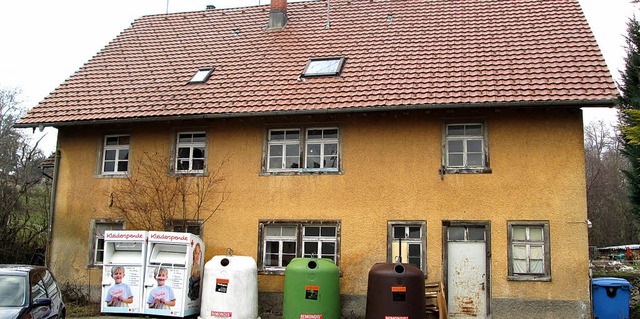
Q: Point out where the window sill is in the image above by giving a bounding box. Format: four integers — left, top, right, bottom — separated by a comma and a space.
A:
258, 269, 285, 276
97, 173, 129, 178
507, 275, 551, 282
260, 169, 343, 176
440, 167, 492, 175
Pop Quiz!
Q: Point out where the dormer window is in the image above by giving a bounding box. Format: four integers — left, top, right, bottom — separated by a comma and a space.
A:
302, 57, 346, 77
189, 67, 214, 83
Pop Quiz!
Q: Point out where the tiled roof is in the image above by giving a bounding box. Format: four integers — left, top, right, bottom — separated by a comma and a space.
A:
16, 0, 619, 127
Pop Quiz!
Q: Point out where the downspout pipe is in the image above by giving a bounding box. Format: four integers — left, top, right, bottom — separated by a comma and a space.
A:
45, 150, 61, 267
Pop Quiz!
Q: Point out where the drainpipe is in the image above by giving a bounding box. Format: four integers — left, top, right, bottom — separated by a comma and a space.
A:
45, 150, 61, 268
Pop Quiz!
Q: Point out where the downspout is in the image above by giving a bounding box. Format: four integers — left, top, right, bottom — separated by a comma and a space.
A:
45, 150, 61, 267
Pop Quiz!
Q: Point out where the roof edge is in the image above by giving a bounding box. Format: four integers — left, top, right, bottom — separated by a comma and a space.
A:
14, 99, 616, 129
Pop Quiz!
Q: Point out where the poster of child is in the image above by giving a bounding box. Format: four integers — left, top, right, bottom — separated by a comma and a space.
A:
105, 266, 133, 307
147, 267, 176, 309
187, 243, 202, 301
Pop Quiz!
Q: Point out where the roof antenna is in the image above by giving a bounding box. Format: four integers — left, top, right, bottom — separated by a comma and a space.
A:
326, 0, 331, 29
166, 0, 169, 14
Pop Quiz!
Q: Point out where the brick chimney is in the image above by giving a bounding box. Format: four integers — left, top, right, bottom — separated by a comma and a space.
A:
268, 0, 287, 29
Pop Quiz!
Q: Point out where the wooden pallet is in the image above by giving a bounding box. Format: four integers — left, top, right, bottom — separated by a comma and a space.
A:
425, 282, 448, 319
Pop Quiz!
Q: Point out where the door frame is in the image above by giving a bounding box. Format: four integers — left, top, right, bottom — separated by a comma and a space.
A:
442, 220, 492, 317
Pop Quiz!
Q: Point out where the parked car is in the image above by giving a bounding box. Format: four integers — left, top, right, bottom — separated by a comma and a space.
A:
0, 265, 65, 319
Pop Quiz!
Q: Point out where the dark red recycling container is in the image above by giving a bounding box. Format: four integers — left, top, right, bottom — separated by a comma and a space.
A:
365, 262, 426, 319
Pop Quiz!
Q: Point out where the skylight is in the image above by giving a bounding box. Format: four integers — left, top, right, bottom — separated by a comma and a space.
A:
189, 67, 214, 83
302, 57, 346, 77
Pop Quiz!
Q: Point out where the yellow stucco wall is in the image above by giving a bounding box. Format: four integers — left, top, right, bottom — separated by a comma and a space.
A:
48, 107, 590, 303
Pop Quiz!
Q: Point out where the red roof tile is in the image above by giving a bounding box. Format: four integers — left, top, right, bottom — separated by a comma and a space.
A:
17, 0, 618, 127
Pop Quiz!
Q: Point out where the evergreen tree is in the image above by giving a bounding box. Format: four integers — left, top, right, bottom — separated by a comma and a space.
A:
619, 16, 640, 222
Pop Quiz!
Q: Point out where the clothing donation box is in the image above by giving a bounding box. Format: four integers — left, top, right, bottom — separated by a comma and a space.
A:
143, 231, 205, 318
100, 230, 148, 315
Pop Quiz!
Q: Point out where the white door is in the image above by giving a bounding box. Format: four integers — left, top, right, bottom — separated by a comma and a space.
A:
447, 226, 488, 319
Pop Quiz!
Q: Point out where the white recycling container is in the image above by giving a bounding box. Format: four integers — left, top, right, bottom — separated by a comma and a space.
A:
199, 249, 258, 319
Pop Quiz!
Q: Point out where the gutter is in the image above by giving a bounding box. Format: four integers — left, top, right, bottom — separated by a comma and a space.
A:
13, 99, 616, 129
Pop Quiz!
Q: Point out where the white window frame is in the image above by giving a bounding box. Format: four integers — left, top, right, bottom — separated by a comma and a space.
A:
388, 221, 427, 273
302, 57, 346, 77
89, 219, 124, 267
263, 126, 340, 174
302, 225, 338, 261
175, 131, 206, 174
101, 135, 130, 175
259, 221, 340, 273
445, 123, 485, 168
166, 219, 203, 236
267, 129, 301, 171
305, 128, 339, 171
507, 221, 551, 281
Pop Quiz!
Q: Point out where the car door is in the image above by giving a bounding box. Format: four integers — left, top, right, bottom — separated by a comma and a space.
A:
29, 270, 52, 319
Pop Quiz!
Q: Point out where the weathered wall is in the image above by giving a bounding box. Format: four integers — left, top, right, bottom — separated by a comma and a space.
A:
48, 107, 590, 316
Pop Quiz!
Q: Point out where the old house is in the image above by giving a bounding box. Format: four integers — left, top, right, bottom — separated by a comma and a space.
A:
16, 0, 617, 318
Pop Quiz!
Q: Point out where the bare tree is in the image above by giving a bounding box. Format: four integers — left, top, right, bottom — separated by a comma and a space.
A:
0, 87, 49, 264
585, 121, 636, 246
110, 150, 228, 234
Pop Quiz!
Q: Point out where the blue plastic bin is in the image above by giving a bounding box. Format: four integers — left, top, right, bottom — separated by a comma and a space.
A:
592, 277, 632, 319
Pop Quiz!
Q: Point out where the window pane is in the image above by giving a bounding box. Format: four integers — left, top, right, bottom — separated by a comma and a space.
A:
265, 253, 278, 266
468, 227, 484, 240
285, 157, 299, 168
304, 242, 319, 255
117, 162, 128, 172
467, 154, 483, 166
270, 130, 285, 141
408, 227, 421, 239
529, 227, 543, 241
393, 226, 405, 239
308, 130, 323, 139
512, 245, 527, 259
266, 227, 281, 237
321, 227, 336, 237
177, 160, 190, 171
530, 245, 544, 259
512, 226, 527, 241
305, 227, 320, 237
285, 130, 300, 140
513, 259, 527, 273
286, 144, 299, 156
192, 133, 206, 142
324, 156, 337, 169
106, 136, 119, 145
307, 144, 321, 155
177, 147, 190, 159
270, 145, 283, 157
103, 161, 115, 172
409, 257, 421, 268
408, 243, 420, 256
448, 227, 465, 240
193, 147, 205, 158
118, 150, 128, 161
105, 150, 116, 161
192, 160, 204, 171
266, 241, 279, 254
530, 260, 544, 273
282, 227, 296, 237
269, 158, 282, 169
322, 242, 336, 255
282, 254, 295, 266
467, 140, 483, 153
307, 156, 321, 169
178, 134, 192, 143
465, 125, 482, 135
323, 129, 338, 139
448, 154, 463, 167
324, 143, 338, 155
447, 125, 465, 136
448, 140, 463, 152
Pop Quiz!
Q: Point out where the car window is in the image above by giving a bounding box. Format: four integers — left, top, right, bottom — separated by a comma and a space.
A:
30, 271, 47, 302
0, 275, 27, 307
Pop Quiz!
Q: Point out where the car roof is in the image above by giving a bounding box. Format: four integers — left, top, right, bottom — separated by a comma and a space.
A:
0, 264, 46, 275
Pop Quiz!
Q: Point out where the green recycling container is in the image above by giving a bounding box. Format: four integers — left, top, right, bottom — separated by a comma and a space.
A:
283, 258, 341, 319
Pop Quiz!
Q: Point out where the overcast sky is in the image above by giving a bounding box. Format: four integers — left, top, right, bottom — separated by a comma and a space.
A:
0, 0, 637, 154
